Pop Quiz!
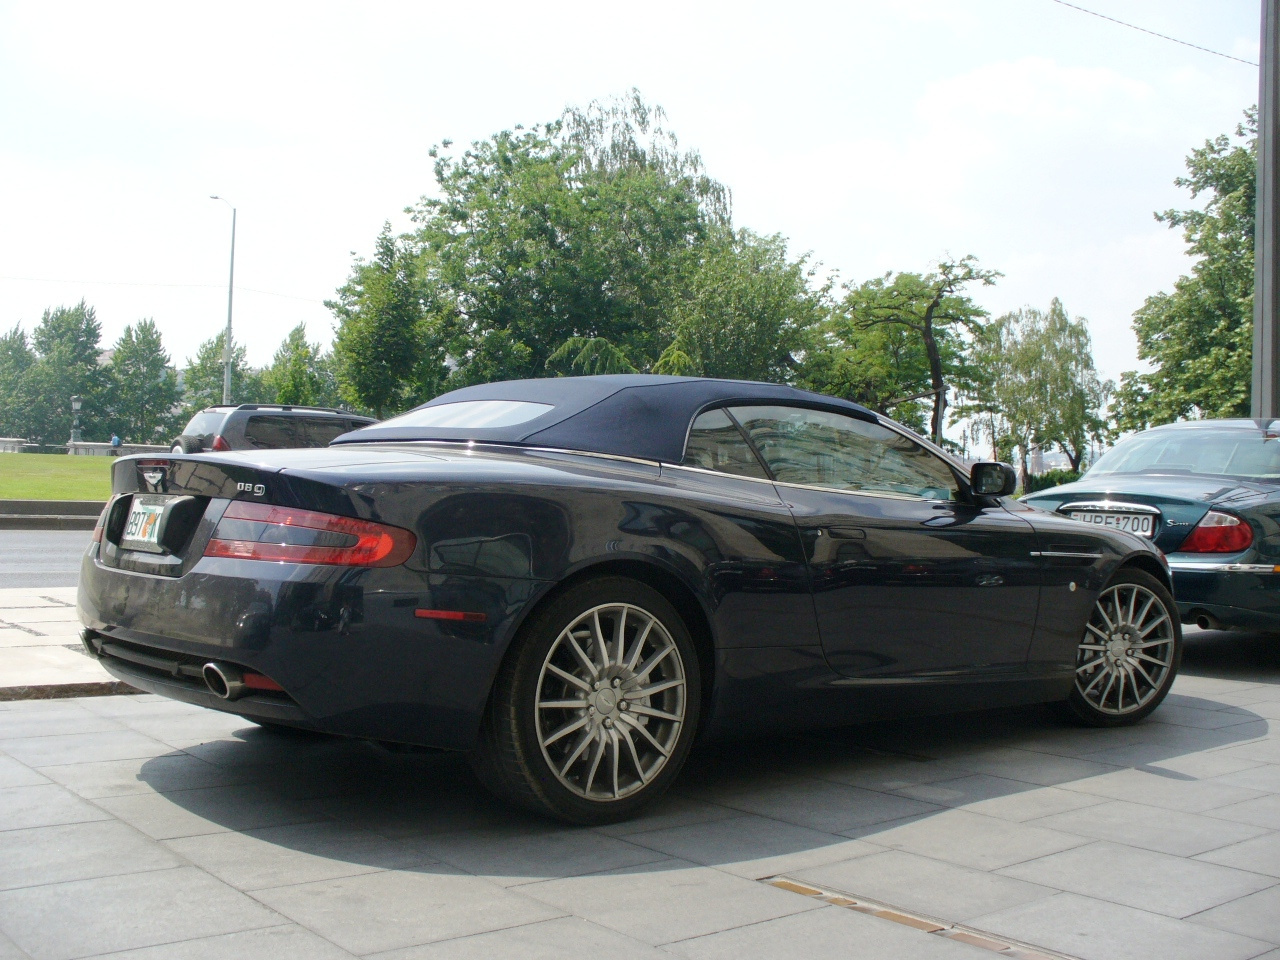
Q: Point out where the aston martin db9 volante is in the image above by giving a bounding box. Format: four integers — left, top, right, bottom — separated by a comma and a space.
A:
78, 375, 1179, 823
1024, 418, 1280, 634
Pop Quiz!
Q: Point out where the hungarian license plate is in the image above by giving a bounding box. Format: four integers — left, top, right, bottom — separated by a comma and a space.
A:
121, 496, 166, 551
1068, 511, 1155, 537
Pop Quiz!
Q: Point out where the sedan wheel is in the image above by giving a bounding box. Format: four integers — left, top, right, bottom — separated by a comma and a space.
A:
1067, 568, 1181, 726
471, 577, 700, 824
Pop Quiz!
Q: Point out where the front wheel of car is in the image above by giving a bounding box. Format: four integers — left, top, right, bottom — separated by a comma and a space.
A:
471, 577, 701, 824
1065, 568, 1181, 727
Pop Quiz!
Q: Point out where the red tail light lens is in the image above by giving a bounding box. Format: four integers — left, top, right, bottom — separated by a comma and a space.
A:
211, 435, 231, 452
205, 501, 416, 567
1178, 511, 1254, 553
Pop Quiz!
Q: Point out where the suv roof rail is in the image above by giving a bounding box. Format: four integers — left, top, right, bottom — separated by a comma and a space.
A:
202, 404, 369, 417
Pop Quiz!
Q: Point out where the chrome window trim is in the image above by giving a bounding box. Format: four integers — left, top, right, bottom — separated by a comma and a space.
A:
658, 461, 778, 486
1060, 501, 1161, 516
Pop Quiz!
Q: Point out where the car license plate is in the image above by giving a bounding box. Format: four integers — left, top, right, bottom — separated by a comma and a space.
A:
1068, 511, 1155, 537
121, 496, 166, 551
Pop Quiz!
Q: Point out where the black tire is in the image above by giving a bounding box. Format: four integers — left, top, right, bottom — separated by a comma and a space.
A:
1064, 567, 1182, 727
471, 577, 701, 824
172, 436, 203, 454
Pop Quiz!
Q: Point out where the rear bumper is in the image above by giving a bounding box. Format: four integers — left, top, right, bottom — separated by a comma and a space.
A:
77, 547, 543, 750
1168, 558, 1280, 631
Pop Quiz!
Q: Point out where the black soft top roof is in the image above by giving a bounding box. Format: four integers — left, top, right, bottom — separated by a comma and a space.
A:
332, 375, 879, 463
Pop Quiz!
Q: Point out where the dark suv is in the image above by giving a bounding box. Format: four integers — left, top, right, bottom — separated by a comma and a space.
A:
171, 405, 376, 453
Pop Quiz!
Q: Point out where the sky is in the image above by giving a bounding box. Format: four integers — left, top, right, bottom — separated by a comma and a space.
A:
0, 0, 1262, 389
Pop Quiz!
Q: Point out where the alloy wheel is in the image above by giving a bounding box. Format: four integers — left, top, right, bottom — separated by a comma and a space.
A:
535, 602, 687, 801
1075, 581, 1176, 716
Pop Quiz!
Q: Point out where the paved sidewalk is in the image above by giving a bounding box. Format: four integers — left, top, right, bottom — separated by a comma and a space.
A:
0, 588, 132, 700
0, 658, 1278, 960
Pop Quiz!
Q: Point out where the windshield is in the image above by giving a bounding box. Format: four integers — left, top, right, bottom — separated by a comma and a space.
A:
1086, 430, 1280, 480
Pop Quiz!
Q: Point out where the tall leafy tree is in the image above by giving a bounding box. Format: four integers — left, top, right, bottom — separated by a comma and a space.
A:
1115, 110, 1256, 429
806, 258, 999, 443
329, 224, 437, 417
402, 91, 728, 386
263, 323, 325, 406
106, 320, 181, 443
22, 301, 110, 442
958, 299, 1110, 478
650, 229, 823, 382
181, 332, 267, 415
0, 326, 34, 438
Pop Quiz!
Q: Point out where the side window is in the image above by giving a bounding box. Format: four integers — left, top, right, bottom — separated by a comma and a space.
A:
300, 418, 351, 447
728, 405, 959, 501
243, 415, 297, 449
682, 409, 769, 479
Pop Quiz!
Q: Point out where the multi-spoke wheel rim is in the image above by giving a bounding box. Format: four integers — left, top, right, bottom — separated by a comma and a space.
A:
535, 602, 686, 801
1076, 582, 1175, 716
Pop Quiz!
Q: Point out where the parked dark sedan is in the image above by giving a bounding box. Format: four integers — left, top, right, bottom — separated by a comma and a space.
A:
1025, 418, 1280, 634
78, 376, 1178, 823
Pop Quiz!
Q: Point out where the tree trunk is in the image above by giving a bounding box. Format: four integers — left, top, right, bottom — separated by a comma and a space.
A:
921, 297, 946, 445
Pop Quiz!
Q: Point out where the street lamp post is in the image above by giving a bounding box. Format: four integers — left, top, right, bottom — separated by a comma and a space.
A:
210, 196, 236, 405
1255, 0, 1280, 418
70, 395, 82, 445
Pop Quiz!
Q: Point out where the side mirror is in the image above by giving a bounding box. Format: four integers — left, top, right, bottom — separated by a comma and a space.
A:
970, 461, 1017, 497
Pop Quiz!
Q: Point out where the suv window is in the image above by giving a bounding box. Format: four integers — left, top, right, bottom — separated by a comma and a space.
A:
729, 405, 959, 501
298, 417, 355, 447
182, 411, 227, 437
682, 409, 768, 479
243, 415, 299, 449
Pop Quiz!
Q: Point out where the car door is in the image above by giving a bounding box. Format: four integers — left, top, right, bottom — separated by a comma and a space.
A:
727, 405, 1042, 680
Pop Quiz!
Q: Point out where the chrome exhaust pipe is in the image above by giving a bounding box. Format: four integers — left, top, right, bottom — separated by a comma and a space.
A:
1192, 611, 1222, 631
203, 662, 246, 700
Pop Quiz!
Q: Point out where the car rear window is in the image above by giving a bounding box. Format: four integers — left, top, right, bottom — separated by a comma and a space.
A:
182, 412, 226, 437
381, 400, 553, 430
1088, 431, 1280, 479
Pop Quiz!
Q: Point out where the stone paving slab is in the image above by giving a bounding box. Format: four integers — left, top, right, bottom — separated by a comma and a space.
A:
0, 632, 1273, 958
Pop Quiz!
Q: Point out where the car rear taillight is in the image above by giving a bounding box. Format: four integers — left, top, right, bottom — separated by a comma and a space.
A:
204, 501, 416, 567
1177, 510, 1254, 553
211, 435, 231, 452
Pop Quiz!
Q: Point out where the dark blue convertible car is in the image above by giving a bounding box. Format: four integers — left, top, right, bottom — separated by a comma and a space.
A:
78, 376, 1178, 823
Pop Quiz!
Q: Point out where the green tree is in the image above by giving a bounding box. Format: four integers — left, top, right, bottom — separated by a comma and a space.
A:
958, 299, 1111, 477
0, 325, 34, 438
805, 258, 999, 443
329, 224, 437, 417
800, 320, 935, 434
648, 229, 823, 382
401, 91, 729, 386
21, 301, 110, 442
1115, 110, 1256, 429
181, 332, 266, 414
106, 319, 181, 443
263, 323, 325, 406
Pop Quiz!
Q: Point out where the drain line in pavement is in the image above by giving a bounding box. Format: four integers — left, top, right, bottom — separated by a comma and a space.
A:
763, 877, 1077, 960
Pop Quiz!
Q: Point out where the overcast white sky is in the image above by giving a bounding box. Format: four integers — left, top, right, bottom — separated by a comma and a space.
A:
0, 1, 1262, 387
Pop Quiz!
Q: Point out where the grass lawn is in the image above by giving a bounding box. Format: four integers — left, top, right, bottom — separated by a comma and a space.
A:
0, 453, 114, 501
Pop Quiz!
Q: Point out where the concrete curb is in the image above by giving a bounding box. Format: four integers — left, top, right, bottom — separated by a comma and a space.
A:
0, 680, 141, 701
0, 500, 105, 531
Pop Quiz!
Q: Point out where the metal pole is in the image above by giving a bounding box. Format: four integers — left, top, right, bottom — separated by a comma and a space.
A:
210, 196, 236, 405
222, 207, 236, 405
1254, 0, 1280, 419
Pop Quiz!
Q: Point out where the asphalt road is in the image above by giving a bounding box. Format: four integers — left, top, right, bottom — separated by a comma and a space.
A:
0, 529, 91, 588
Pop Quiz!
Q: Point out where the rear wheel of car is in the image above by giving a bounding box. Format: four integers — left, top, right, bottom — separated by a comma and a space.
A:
172, 436, 202, 454
471, 577, 701, 824
1065, 568, 1181, 727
